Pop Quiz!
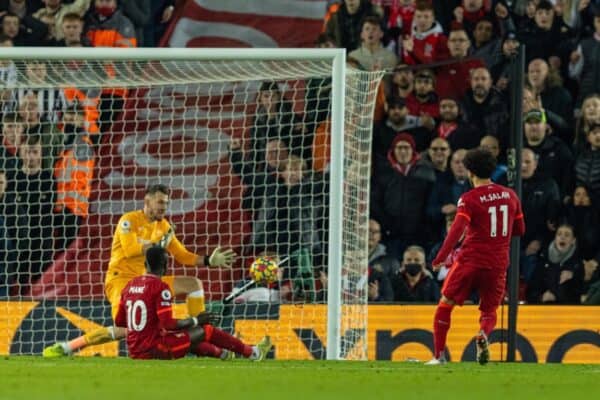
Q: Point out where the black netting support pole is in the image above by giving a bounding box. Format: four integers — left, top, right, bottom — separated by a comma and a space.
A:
506, 45, 525, 362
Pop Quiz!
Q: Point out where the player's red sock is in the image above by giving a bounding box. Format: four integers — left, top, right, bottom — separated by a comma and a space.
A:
433, 301, 454, 359
479, 310, 497, 337
194, 341, 223, 358
203, 324, 252, 357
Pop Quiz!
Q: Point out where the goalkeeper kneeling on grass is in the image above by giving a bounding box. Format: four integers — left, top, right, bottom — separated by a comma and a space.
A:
44, 185, 238, 357
115, 246, 271, 360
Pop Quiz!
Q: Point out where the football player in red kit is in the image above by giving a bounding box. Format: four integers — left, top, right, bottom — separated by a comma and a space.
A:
115, 246, 272, 360
428, 148, 525, 365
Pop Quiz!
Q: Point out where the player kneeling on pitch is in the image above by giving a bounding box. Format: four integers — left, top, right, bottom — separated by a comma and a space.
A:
115, 246, 272, 360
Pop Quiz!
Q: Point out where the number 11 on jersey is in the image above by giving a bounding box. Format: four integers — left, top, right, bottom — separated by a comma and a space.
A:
488, 205, 508, 237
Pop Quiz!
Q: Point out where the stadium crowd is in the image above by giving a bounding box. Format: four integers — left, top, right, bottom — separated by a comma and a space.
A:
0, 0, 599, 306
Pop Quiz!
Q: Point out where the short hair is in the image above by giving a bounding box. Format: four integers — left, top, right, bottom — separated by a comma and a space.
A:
146, 184, 169, 197
536, 0, 554, 11
463, 148, 497, 179
415, 0, 434, 12
145, 246, 168, 275
404, 245, 426, 259
361, 16, 382, 30
2, 12, 19, 21
62, 13, 83, 23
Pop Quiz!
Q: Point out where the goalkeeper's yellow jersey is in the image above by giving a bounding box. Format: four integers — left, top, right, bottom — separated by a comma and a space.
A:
106, 210, 199, 283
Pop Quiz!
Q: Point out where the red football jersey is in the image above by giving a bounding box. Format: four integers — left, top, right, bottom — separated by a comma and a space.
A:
115, 275, 174, 359
434, 183, 525, 270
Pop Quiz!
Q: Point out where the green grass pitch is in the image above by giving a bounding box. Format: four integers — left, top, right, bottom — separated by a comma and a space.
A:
1, 357, 598, 400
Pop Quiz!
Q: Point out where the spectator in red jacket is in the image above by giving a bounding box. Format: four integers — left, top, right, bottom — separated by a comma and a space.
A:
402, 0, 448, 65
436, 25, 484, 99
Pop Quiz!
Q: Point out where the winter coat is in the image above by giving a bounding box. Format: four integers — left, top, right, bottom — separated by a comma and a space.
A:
521, 174, 561, 245
526, 135, 574, 198
527, 246, 582, 304
460, 88, 510, 146
575, 148, 600, 204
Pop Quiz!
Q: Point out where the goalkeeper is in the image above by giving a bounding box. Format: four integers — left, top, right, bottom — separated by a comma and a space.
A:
43, 184, 236, 357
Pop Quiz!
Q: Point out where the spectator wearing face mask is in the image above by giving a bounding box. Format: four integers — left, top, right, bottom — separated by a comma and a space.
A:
391, 245, 439, 302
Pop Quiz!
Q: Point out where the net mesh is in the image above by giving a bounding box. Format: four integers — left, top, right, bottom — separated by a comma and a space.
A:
0, 53, 382, 359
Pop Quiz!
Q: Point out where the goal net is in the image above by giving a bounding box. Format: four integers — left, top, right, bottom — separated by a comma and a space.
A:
0, 48, 383, 360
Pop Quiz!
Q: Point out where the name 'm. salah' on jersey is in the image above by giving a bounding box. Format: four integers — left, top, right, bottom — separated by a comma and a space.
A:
434, 183, 525, 270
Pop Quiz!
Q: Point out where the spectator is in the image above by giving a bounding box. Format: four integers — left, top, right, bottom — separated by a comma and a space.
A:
437, 97, 481, 150
452, 0, 492, 37
1, 11, 48, 46
422, 137, 451, 180
230, 137, 289, 214
405, 68, 439, 131
85, 0, 137, 134
251, 155, 326, 281
480, 135, 507, 184
402, 0, 449, 64
0, 34, 16, 110
568, 6, 600, 107
367, 224, 395, 302
373, 0, 415, 56
54, 12, 90, 46
324, 0, 379, 52
368, 218, 401, 279
516, 0, 571, 63
427, 148, 471, 241
53, 103, 95, 253
141, 0, 174, 47
0, 112, 22, 180
471, 17, 495, 54
0, 0, 43, 17
575, 122, 600, 204
521, 148, 561, 283
527, 224, 583, 304
0, 169, 20, 297
370, 133, 436, 257
460, 67, 510, 146
524, 108, 574, 199
249, 82, 299, 172
560, 185, 600, 264
373, 96, 431, 158
390, 63, 414, 98
573, 94, 600, 155
12, 134, 54, 289
488, 32, 521, 91
17, 91, 64, 170
349, 16, 398, 71
436, 25, 485, 99
121, 0, 151, 47
391, 245, 440, 302
17, 60, 64, 124
527, 58, 573, 142
32, 0, 90, 43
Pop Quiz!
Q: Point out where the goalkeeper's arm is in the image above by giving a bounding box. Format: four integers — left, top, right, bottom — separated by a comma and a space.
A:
164, 233, 237, 268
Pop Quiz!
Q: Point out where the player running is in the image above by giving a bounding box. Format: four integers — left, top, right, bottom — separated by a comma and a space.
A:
427, 148, 525, 365
44, 184, 236, 357
116, 246, 272, 360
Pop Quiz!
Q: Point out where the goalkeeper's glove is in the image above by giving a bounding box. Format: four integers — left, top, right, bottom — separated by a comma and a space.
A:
207, 247, 236, 268
158, 228, 174, 248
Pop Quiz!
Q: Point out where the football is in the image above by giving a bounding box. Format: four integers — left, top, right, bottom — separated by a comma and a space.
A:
249, 256, 279, 284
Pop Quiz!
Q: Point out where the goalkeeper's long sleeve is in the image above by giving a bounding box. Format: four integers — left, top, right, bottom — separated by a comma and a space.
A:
167, 235, 200, 266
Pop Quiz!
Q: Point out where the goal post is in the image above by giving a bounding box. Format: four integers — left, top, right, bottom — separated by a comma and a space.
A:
0, 47, 383, 360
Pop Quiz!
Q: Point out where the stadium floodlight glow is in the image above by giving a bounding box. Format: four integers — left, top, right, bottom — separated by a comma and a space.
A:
0, 47, 383, 360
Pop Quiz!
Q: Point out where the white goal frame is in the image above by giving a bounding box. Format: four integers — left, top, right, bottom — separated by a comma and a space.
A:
1, 47, 350, 360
